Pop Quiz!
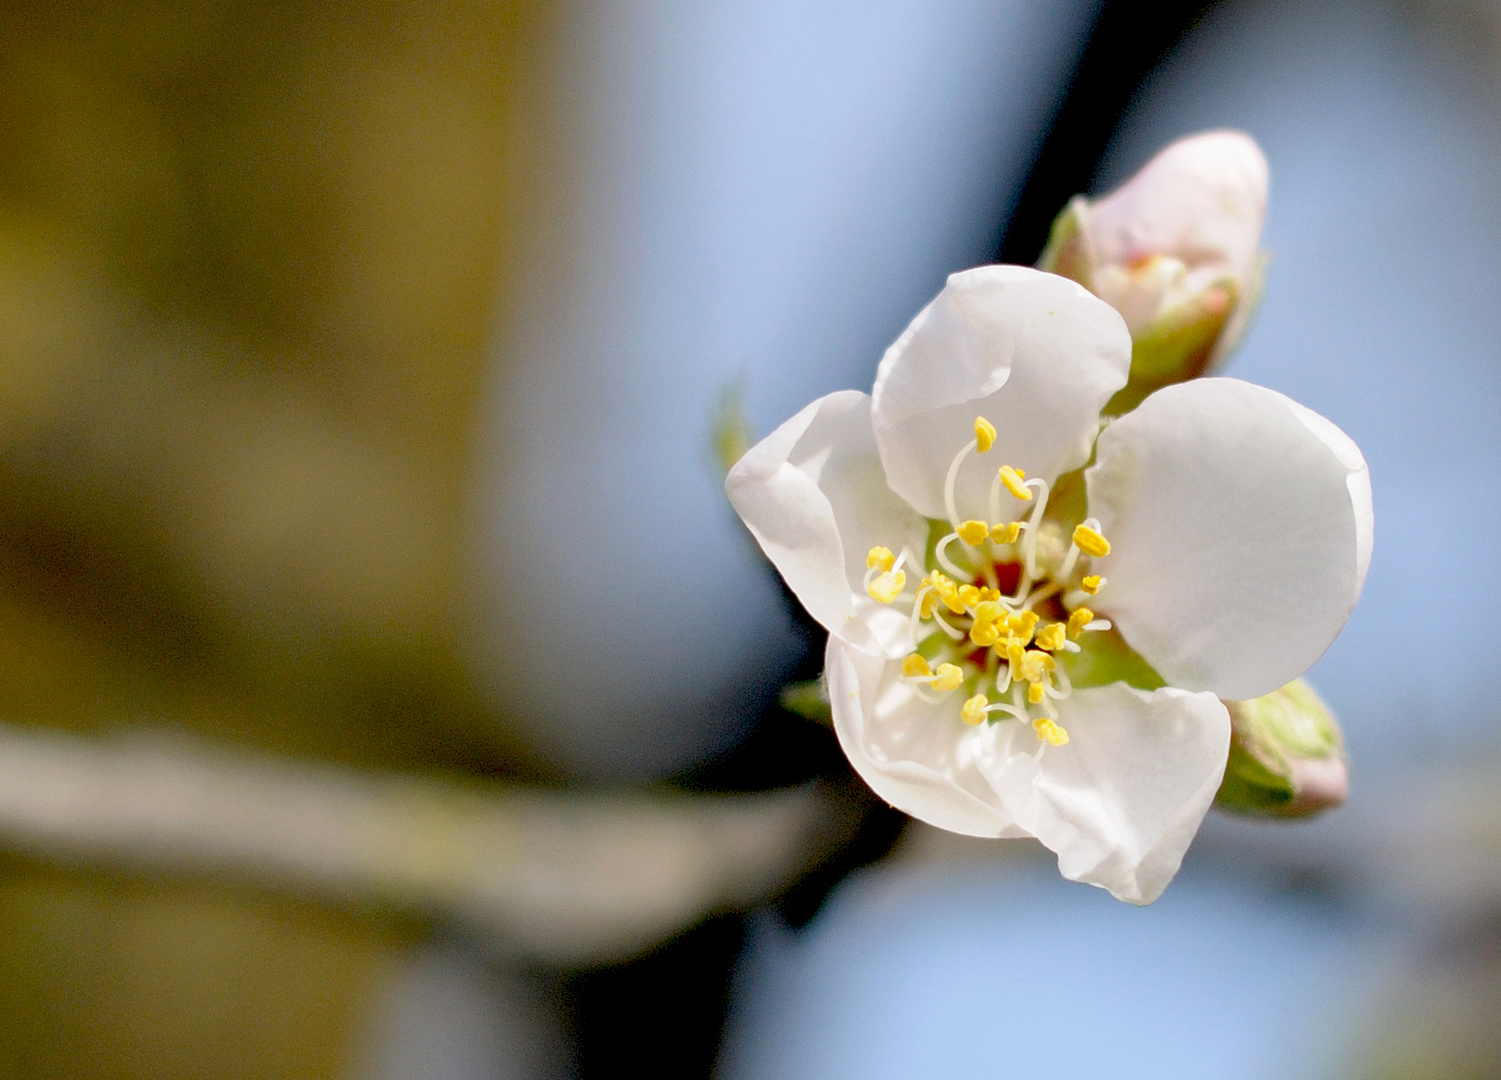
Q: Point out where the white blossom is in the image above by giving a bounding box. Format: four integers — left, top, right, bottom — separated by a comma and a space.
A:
727, 265, 1370, 903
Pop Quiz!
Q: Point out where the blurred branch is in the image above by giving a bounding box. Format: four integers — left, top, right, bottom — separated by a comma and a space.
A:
0, 723, 858, 966
997, 0, 1220, 264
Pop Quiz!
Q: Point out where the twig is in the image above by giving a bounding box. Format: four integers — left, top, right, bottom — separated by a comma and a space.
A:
0, 723, 857, 965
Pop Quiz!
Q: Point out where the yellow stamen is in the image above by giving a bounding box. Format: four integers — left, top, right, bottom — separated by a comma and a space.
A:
1020, 650, 1055, 683
1066, 607, 1095, 640
990, 521, 1021, 544
974, 416, 996, 453
999, 466, 1031, 501
1004, 640, 1026, 672
961, 694, 989, 726
1007, 610, 1039, 644
866, 546, 895, 572
902, 654, 932, 678
981, 587, 1001, 602
970, 620, 1000, 647
1034, 717, 1069, 745
931, 664, 964, 692
958, 584, 982, 607
919, 591, 939, 619
868, 569, 906, 603
925, 571, 965, 614
1081, 574, 1103, 595
1028, 681, 1047, 705
973, 600, 1002, 624
1073, 524, 1111, 558
1035, 622, 1067, 652
957, 520, 990, 546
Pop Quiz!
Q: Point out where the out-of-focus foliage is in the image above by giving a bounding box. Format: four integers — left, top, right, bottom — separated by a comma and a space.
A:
0, 857, 406, 1080
0, 0, 560, 770
0, 2, 568, 1075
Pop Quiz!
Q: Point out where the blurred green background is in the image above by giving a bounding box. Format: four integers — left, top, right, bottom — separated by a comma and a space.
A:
0, 2, 560, 1074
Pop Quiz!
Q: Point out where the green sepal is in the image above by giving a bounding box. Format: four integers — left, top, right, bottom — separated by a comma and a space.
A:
1215, 678, 1346, 818
712, 380, 755, 478
1036, 196, 1093, 289
780, 678, 832, 725
1217, 739, 1298, 812
1106, 278, 1238, 415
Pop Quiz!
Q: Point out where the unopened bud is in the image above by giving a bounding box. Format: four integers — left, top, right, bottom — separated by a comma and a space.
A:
1038, 130, 1269, 410
1216, 678, 1348, 818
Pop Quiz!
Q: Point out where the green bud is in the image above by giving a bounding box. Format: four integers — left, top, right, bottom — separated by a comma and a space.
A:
780, 678, 831, 725
1216, 678, 1348, 818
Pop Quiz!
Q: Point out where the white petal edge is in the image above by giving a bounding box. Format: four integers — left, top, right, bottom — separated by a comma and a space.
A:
726, 391, 928, 655
1086, 378, 1372, 700
827, 636, 1024, 838
871, 266, 1131, 521
976, 683, 1230, 904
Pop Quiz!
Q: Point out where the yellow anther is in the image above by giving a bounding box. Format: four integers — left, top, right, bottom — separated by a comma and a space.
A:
1007, 610, 1039, 644
981, 587, 1001, 602
957, 519, 990, 546
1073, 524, 1111, 558
999, 466, 1031, 501
1081, 574, 1103, 595
925, 571, 965, 614
974, 416, 997, 453
958, 584, 982, 607
902, 653, 932, 678
1035, 622, 1067, 652
919, 591, 939, 619
868, 569, 906, 603
990, 521, 1021, 544
1028, 681, 1047, 705
969, 620, 1001, 647
973, 600, 1002, 624
1008, 610, 1039, 633
961, 694, 989, 726
1033, 717, 1070, 746
1066, 607, 1095, 640
1020, 650, 1056, 683
931, 664, 964, 692
1004, 640, 1027, 672
866, 546, 896, 572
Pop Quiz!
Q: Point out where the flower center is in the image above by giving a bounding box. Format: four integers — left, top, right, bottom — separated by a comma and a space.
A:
864, 416, 1113, 750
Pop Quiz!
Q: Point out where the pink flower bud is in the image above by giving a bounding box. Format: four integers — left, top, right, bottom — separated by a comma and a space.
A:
1040, 131, 1270, 397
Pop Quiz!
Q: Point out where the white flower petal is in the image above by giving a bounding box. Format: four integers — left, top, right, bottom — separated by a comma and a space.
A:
1087, 130, 1267, 287
827, 637, 1023, 838
871, 266, 1131, 520
1086, 378, 1373, 700
726, 391, 928, 654
976, 684, 1230, 904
